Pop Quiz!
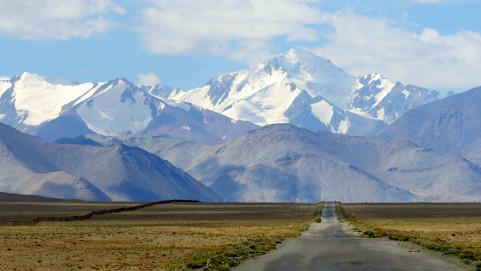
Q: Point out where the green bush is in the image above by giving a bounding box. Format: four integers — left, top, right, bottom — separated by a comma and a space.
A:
363, 231, 376, 238
186, 259, 207, 269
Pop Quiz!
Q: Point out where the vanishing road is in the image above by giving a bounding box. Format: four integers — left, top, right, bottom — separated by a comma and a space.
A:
235, 202, 465, 271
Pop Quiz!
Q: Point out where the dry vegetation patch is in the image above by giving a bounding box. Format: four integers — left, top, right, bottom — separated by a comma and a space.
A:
0, 202, 320, 270
0, 201, 139, 222
340, 203, 481, 270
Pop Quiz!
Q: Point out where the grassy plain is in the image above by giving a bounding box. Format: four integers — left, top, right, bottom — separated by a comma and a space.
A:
0, 201, 320, 270
340, 203, 481, 270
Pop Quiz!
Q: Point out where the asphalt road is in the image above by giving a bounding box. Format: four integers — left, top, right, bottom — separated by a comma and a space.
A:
235, 202, 465, 271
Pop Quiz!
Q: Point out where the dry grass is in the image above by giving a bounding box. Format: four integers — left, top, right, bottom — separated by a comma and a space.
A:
340, 203, 481, 270
0, 202, 320, 270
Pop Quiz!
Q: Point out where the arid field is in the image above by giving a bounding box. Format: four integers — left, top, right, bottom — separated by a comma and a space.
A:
340, 203, 481, 270
0, 200, 320, 270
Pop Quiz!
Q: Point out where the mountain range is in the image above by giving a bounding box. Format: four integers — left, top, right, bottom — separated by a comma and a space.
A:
0, 122, 220, 201
1, 49, 480, 203
380, 86, 481, 167
0, 49, 438, 142
166, 49, 438, 135
0, 73, 257, 143
350, 73, 439, 123
59, 124, 481, 202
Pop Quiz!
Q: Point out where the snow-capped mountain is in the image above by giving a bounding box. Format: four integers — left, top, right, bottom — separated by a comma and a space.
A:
166, 49, 437, 133
350, 73, 439, 123
171, 49, 357, 112
60, 124, 481, 202
380, 86, 481, 166
141, 84, 181, 100
168, 49, 385, 136
0, 122, 221, 201
1, 52, 437, 139
0, 72, 101, 131
0, 73, 257, 143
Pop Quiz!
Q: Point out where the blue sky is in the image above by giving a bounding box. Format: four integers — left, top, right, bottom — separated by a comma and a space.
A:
0, 0, 480, 93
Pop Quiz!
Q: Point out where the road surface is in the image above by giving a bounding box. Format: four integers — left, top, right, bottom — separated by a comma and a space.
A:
235, 202, 465, 271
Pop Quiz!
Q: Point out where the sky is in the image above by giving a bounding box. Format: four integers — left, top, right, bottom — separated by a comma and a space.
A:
0, 0, 480, 93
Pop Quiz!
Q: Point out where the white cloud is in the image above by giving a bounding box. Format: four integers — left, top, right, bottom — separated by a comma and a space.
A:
139, 0, 326, 63
311, 11, 481, 90
137, 72, 160, 86
138, 1, 481, 89
0, 0, 125, 40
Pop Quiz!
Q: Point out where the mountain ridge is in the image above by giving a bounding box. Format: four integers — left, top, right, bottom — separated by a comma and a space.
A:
1, 50, 439, 139
0, 122, 221, 202
0, 73, 258, 143
165, 49, 438, 135
58, 124, 481, 202
380, 86, 481, 167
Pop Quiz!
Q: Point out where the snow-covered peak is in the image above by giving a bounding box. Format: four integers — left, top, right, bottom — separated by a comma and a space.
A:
15, 72, 46, 86
349, 73, 439, 123
13, 72, 79, 87
263, 48, 346, 80
0, 72, 98, 127
164, 49, 386, 136
266, 48, 331, 70
110, 78, 129, 87
0, 73, 258, 144
144, 84, 183, 100
358, 73, 384, 85
76, 78, 157, 136
167, 48, 365, 134
261, 49, 357, 106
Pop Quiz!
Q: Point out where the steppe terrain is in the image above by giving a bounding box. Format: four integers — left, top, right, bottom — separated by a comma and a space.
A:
340, 203, 481, 270
0, 199, 320, 270
2, 196, 480, 270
